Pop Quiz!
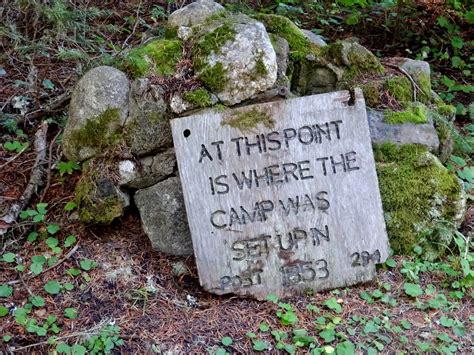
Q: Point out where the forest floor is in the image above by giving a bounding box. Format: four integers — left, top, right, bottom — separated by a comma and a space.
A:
1, 1, 473, 354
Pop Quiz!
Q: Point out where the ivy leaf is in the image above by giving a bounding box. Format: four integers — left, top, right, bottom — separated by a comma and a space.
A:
451, 36, 464, 49
440, 316, 454, 327
29, 295, 45, 307
46, 237, 59, 248
27, 232, 39, 242
64, 308, 77, 319
437, 16, 449, 28
323, 297, 342, 313
221, 336, 233, 346
252, 340, 269, 352
72, 344, 87, 355
404, 283, 423, 297
0, 306, 9, 317
385, 258, 396, 268
64, 201, 77, 212
2, 253, 16, 263
79, 259, 97, 271
44, 280, 61, 295
400, 319, 412, 330
364, 320, 379, 333
64, 235, 77, 248
36, 203, 48, 215
266, 293, 278, 303
336, 340, 356, 355
47, 224, 60, 235
56, 342, 71, 354
0, 284, 13, 298
319, 328, 335, 343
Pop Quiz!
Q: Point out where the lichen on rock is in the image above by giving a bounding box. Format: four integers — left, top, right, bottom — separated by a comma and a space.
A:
374, 143, 465, 260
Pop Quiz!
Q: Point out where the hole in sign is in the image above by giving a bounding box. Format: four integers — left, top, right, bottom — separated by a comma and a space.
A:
183, 129, 191, 138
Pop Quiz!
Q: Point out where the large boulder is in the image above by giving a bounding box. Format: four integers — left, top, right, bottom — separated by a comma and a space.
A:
63, 66, 129, 162
123, 79, 173, 156
192, 14, 278, 105
168, 0, 225, 28
134, 177, 193, 255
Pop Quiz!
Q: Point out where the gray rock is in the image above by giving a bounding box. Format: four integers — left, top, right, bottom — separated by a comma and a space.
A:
271, 35, 290, 89
168, 0, 224, 28
292, 64, 337, 95
135, 177, 193, 255
400, 58, 430, 78
195, 17, 278, 105
123, 79, 172, 156
63, 66, 129, 162
367, 109, 440, 152
119, 148, 176, 189
301, 29, 327, 47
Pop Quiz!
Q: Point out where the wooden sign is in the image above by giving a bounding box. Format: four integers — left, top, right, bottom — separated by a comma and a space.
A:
171, 89, 389, 299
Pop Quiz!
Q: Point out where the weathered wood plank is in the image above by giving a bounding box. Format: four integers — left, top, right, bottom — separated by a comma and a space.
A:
171, 89, 389, 299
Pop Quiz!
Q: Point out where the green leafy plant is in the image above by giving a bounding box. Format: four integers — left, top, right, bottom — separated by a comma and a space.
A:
57, 160, 81, 176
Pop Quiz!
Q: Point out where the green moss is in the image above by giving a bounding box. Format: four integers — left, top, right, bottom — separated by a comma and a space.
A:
360, 81, 382, 108
417, 73, 432, 103
183, 88, 212, 108
198, 62, 227, 92
374, 143, 462, 259
385, 102, 428, 124
255, 14, 322, 61
436, 103, 456, 116
164, 26, 178, 39
74, 160, 125, 224
386, 76, 412, 104
123, 39, 183, 78
328, 41, 384, 74
255, 57, 268, 76
192, 23, 236, 70
69, 108, 122, 152
222, 108, 274, 133
204, 10, 230, 24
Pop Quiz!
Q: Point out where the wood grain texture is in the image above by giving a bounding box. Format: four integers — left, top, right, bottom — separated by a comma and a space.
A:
171, 89, 389, 299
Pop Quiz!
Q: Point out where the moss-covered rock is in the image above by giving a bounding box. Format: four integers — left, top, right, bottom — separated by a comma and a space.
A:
63, 108, 124, 162
74, 156, 130, 224
385, 102, 429, 124
254, 14, 323, 61
191, 13, 277, 105
122, 39, 183, 79
63, 66, 129, 162
329, 41, 384, 74
375, 143, 465, 260
123, 79, 172, 156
